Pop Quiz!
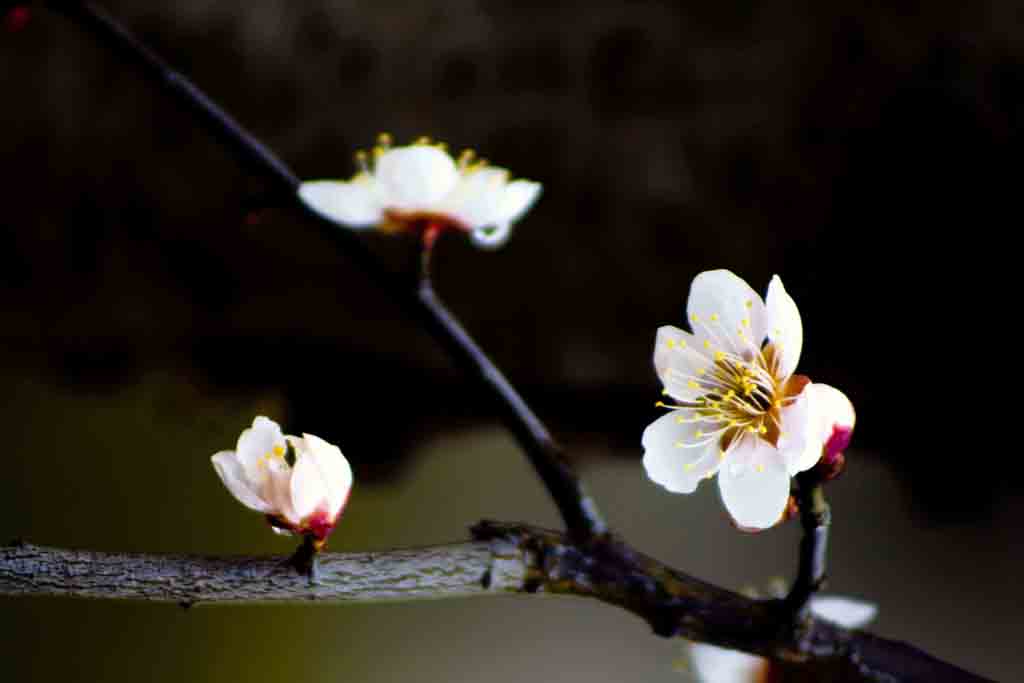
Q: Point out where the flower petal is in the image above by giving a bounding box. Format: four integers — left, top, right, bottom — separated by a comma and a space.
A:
653, 325, 712, 402
689, 642, 768, 683
289, 442, 330, 522
493, 179, 541, 224
777, 383, 855, 475
298, 176, 382, 228
810, 595, 876, 628
469, 222, 513, 249
211, 451, 273, 513
765, 275, 803, 378
686, 270, 767, 358
441, 167, 509, 228
236, 416, 286, 481
718, 439, 790, 530
642, 411, 723, 494
293, 433, 353, 520
375, 145, 459, 210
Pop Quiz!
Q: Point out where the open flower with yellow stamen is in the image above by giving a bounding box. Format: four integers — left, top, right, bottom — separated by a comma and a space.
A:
298, 135, 542, 249
643, 270, 855, 530
211, 416, 353, 547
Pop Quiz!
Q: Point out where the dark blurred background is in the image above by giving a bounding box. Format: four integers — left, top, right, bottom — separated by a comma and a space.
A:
1, 1, 1020, 681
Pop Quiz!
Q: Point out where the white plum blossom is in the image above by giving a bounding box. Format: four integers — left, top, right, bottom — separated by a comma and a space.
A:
211, 416, 353, 546
687, 596, 876, 682
298, 135, 542, 249
643, 270, 856, 530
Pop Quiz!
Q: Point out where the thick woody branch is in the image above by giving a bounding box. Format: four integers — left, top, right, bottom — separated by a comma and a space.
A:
0, 529, 991, 683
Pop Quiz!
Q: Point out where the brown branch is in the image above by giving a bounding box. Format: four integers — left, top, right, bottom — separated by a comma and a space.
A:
0, 529, 992, 683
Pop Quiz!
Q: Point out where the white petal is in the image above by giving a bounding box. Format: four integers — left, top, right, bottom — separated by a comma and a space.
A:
441, 167, 509, 228
653, 325, 713, 402
289, 443, 330, 522
265, 465, 298, 525
211, 451, 273, 513
689, 642, 768, 683
294, 433, 353, 519
235, 416, 286, 482
297, 176, 383, 228
375, 145, 459, 210
718, 439, 791, 530
810, 595, 877, 628
493, 180, 541, 223
469, 222, 513, 249
777, 383, 855, 475
775, 386, 819, 476
764, 275, 803, 378
642, 411, 723, 494
686, 270, 767, 359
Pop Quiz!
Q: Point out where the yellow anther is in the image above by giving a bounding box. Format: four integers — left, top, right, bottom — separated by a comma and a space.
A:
666, 339, 676, 349
687, 380, 699, 389
719, 451, 726, 460
741, 318, 750, 327
377, 132, 392, 147
678, 339, 687, 348
697, 368, 706, 376
756, 464, 765, 473
676, 416, 687, 424
691, 313, 700, 323
758, 424, 767, 435
355, 149, 368, 162
745, 300, 753, 309
703, 340, 712, 349
684, 463, 695, 472
695, 430, 704, 438
714, 351, 725, 362
710, 313, 719, 322
273, 445, 285, 457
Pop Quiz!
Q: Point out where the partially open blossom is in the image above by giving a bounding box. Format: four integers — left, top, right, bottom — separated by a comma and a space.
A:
687, 596, 876, 682
211, 416, 353, 546
642, 270, 855, 530
298, 135, 542, 249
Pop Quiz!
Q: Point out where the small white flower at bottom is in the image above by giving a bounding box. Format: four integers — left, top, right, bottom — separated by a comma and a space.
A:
298, 135, 542, 249
642, 269, 856, 530
211, 416, 353, 546
686, 596, 876, 682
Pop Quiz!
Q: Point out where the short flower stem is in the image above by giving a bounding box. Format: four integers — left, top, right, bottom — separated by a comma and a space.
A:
785, 475, 831, 615
42, 0, 605, 541
287, 536, 321, 584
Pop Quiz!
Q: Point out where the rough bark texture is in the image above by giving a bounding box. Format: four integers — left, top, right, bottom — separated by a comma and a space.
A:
0, 527, 994, 683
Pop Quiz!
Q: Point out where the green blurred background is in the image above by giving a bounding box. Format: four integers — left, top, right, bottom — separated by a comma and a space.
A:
2, 1, 1021, 681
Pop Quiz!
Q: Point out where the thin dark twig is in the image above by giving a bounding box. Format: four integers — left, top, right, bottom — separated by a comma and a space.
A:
786, 474, 830, 614
45, 0, 605, 540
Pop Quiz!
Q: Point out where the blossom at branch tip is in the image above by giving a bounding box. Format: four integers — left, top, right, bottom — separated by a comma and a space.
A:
642, 270, 856, 530
211, 416, 353, 546
687, 596, 876, 682
298, 134, 542, 250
